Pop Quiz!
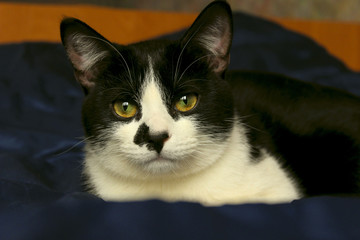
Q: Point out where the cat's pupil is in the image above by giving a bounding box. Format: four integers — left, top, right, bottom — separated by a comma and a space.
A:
123, 102, 129, 111
181, 96, 188, 105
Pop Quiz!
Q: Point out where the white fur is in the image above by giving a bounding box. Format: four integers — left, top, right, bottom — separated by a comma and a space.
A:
84, 58, 301, 206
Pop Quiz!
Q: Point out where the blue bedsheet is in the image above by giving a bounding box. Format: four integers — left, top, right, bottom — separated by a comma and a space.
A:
1, 12, 360, 239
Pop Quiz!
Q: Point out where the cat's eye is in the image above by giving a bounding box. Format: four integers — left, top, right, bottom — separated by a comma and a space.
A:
175, 94, 198, 112
113, 100, 138, 119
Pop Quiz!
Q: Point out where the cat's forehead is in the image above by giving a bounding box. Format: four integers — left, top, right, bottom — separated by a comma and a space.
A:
125, 43, 175, 95
118, 51, 168, 104
105, 42, 172, 98
140, 55, 169, 100
130, 40, 177, 69
141, 56, 160, 89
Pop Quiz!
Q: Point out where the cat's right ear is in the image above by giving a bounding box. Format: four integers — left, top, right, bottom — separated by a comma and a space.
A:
60, 18, 114, 94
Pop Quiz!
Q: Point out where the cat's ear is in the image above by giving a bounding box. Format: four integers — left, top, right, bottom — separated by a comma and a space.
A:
60, 18, 114, 94
181, 1, 233, 74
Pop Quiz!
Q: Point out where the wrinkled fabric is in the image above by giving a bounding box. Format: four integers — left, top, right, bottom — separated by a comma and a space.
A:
1, 196, 360, 240
0, 12, 360, 239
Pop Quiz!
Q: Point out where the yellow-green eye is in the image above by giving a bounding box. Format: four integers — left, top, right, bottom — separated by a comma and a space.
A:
113, 101, 138, 118
175, 94, 198, 112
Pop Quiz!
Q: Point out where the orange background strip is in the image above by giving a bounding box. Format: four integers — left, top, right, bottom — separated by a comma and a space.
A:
0, 3, 196, 45
1, 3, 360, 71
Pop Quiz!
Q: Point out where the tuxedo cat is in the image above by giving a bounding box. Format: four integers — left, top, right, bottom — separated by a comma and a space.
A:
61, 1, 360, 206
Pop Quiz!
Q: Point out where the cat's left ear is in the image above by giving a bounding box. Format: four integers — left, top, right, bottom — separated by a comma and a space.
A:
60, 18, 115, 94
181, 1, 233, 74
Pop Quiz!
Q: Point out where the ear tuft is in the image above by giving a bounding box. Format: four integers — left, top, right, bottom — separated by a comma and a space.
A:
65, 33, 109, 72
196, 15, 232, 57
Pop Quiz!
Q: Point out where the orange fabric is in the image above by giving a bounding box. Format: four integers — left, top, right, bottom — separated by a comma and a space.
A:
0, 3, 196, 44
1, 3, 359, 70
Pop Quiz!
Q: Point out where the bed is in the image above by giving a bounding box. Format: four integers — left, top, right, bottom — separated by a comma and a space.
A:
1, 2, 360, 239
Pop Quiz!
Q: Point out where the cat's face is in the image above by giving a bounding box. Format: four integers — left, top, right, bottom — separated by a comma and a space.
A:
61, 1, 234, 179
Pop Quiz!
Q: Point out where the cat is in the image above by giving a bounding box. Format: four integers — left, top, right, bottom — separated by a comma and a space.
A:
60, 1, 360, 206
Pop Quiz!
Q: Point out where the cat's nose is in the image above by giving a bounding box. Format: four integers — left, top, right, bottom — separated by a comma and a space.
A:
147, 132, 170, 154
134, 123, 170, 153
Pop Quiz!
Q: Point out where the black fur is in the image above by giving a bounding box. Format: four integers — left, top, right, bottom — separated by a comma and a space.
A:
229, 71, 360, 196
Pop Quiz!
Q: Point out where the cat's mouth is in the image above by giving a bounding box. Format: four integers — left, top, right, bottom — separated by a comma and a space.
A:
138, 155, 179, 175
148, 156, 175, 164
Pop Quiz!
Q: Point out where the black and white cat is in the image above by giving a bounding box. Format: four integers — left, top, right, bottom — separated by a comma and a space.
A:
61, 1, 360, 206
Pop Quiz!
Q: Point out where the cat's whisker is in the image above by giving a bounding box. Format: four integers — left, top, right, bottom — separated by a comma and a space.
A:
177, 54, 214, 82
174, 26, 203, 83
98, 86, 129, 93
96, 86, 137, 101
55, 136, 93, 157
129, 59, 138, 93
91, 78, 137, 102
242, 123, 264, 133
238, 114, 258, 121
174, 78, 207, 90
180, 78, 208, 84
237, 114, 265, 133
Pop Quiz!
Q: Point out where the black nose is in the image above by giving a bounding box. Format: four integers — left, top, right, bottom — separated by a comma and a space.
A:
134, 123, 170, 153
147, 132, 170, 153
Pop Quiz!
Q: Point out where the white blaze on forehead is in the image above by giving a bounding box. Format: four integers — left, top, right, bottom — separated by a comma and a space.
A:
140, 58, 172, 134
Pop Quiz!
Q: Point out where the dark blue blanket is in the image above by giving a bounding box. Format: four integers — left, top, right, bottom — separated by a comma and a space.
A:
1, 12, 360, 239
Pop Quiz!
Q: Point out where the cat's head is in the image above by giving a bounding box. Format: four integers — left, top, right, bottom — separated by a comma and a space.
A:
61, 1, 235, 179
